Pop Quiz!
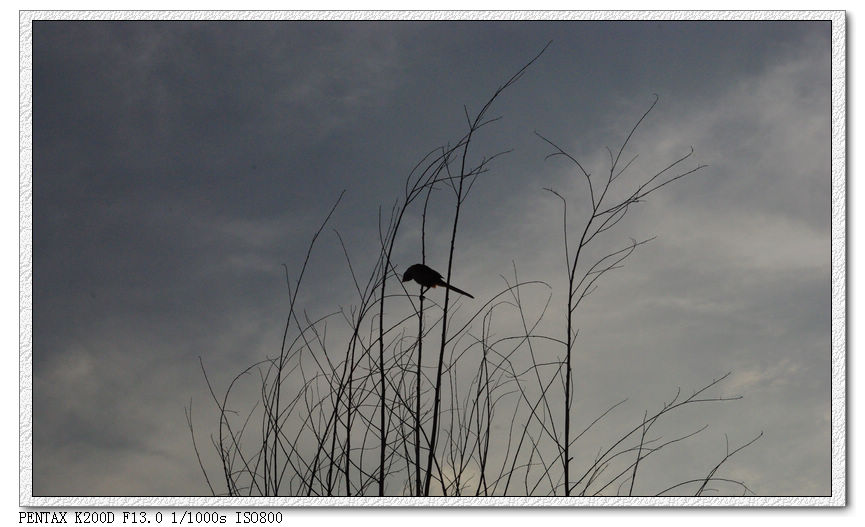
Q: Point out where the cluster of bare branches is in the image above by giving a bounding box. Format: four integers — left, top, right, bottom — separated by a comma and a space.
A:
188, 44, 761, 497
535, 93, 718, 495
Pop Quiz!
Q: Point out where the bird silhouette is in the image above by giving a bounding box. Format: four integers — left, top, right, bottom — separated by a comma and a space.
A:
401, 263, 474, 299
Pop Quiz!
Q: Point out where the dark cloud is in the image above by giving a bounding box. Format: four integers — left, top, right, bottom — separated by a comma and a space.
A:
31, 19, 831, 496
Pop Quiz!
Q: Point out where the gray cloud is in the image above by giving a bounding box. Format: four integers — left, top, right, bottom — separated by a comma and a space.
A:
31, 20, 831, 496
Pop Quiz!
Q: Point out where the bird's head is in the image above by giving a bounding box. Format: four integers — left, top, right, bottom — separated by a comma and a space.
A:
401, 267, 414, 282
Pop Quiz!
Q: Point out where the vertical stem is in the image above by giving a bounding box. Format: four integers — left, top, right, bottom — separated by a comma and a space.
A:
564, 289, 572, 496
424, 133, 470, 496
376, 201, 411, 496
415, 291, 424, 494
379, 284, 386, 496
415, 182, 434, 495
345, 338, 354, 495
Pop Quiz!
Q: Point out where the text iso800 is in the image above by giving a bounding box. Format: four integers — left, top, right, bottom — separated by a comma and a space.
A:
236, 511, 283, 524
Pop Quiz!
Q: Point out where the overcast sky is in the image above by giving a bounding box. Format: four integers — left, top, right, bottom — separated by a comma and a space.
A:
30, 19, 832, 497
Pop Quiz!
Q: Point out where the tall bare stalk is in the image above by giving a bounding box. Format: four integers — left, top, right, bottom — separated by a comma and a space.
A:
537, 95, 709, 495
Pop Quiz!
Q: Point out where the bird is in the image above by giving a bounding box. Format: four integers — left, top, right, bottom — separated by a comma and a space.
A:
401, 263, 474, 299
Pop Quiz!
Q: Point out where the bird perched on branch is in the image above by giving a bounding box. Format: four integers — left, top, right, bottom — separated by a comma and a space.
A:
401, 263, 474, 299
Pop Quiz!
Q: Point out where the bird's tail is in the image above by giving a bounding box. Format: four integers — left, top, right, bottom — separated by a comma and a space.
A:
438, 280, 474, 299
